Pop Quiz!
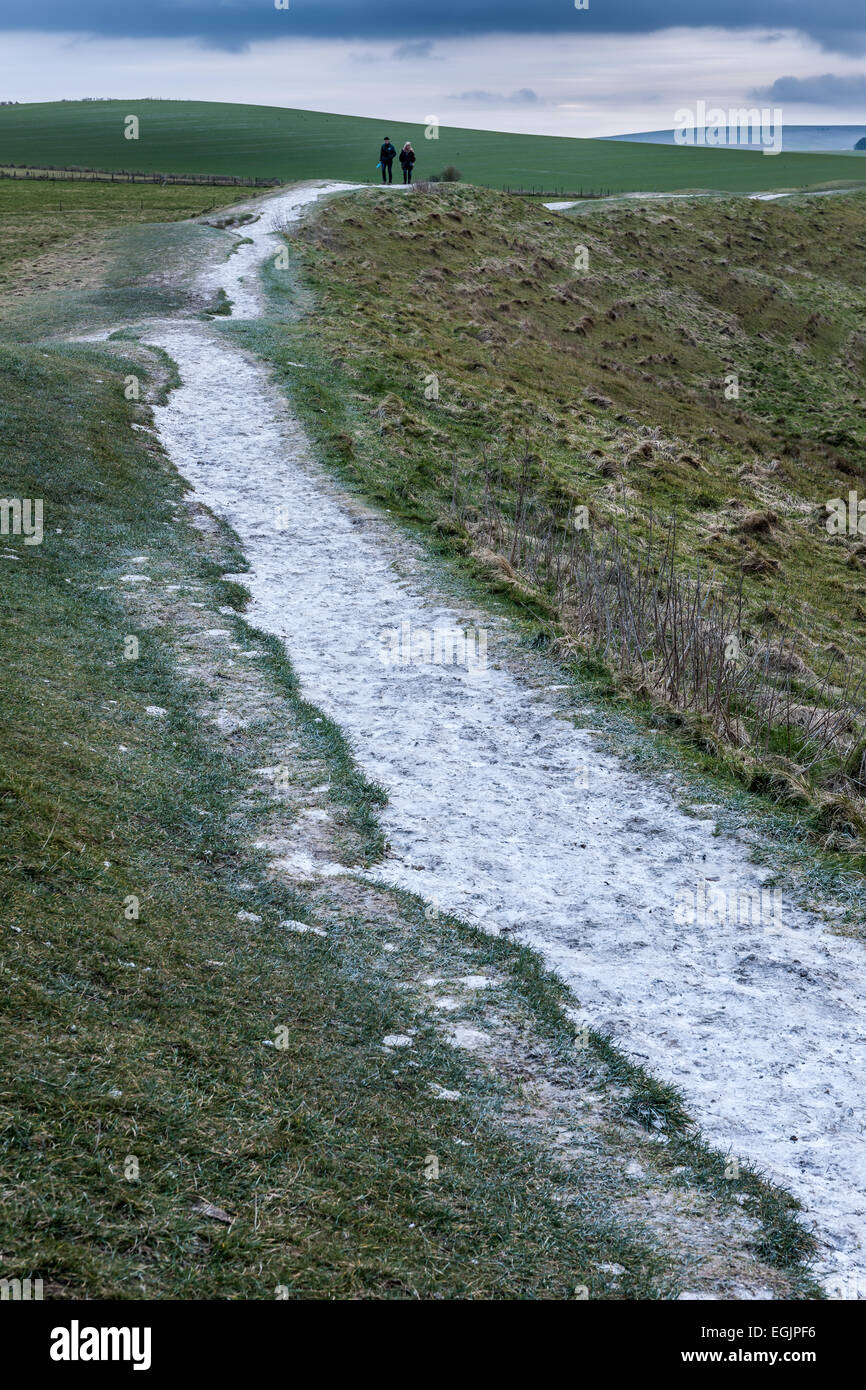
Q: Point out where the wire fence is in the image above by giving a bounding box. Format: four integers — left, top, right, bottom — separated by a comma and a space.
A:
0, 169, 612, 198
504, 187, 614, 199
0, 163, 282, 188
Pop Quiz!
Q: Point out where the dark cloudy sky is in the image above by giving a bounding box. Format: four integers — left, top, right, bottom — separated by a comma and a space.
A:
0, 1, 864, 134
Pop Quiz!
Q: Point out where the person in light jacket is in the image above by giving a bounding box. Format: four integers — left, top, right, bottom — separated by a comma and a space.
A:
399, 142, 416, 184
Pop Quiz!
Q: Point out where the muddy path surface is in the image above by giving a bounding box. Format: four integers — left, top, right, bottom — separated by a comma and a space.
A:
125, 181, 863, 1297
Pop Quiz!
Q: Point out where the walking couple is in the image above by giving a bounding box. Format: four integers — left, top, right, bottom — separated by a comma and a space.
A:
378, 137, 415, 183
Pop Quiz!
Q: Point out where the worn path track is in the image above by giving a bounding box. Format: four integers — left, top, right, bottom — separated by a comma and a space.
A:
134, 182, 864, 1297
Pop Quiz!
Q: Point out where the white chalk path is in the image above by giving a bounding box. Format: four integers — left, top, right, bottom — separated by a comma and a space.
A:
139, 183, 864, 1297
543, 188, 861, 211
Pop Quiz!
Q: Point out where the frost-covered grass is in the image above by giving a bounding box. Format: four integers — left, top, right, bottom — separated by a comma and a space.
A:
0, 178, 242, 342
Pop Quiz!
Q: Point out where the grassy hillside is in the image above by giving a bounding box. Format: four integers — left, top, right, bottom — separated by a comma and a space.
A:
257, 183, 866, 878
1, 100, 864, 194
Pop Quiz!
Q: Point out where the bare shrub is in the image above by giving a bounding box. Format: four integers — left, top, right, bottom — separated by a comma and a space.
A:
446, 446, 865, 800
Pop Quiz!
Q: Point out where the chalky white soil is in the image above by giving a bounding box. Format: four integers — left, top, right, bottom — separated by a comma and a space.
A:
140, 182, 864, 1297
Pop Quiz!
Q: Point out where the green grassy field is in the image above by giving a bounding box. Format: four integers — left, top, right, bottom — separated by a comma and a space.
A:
1, 100, 864, 194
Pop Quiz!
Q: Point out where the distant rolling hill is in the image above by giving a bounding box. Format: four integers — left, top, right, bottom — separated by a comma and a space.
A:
607, 125, 866, 154
1, 101, 866, 195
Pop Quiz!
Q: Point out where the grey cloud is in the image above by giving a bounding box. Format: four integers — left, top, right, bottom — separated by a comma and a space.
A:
751, 72, 866, 104
0, 2, 863, 58
453, 87, 540, 104
392, 39, 443, 60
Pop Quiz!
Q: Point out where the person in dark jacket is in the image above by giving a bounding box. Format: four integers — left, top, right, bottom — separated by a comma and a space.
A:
379, 137, 397, 183
399, 142, 416, 183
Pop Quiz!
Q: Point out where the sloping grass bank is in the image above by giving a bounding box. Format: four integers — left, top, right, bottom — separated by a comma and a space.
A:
250, 183, 866, 889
